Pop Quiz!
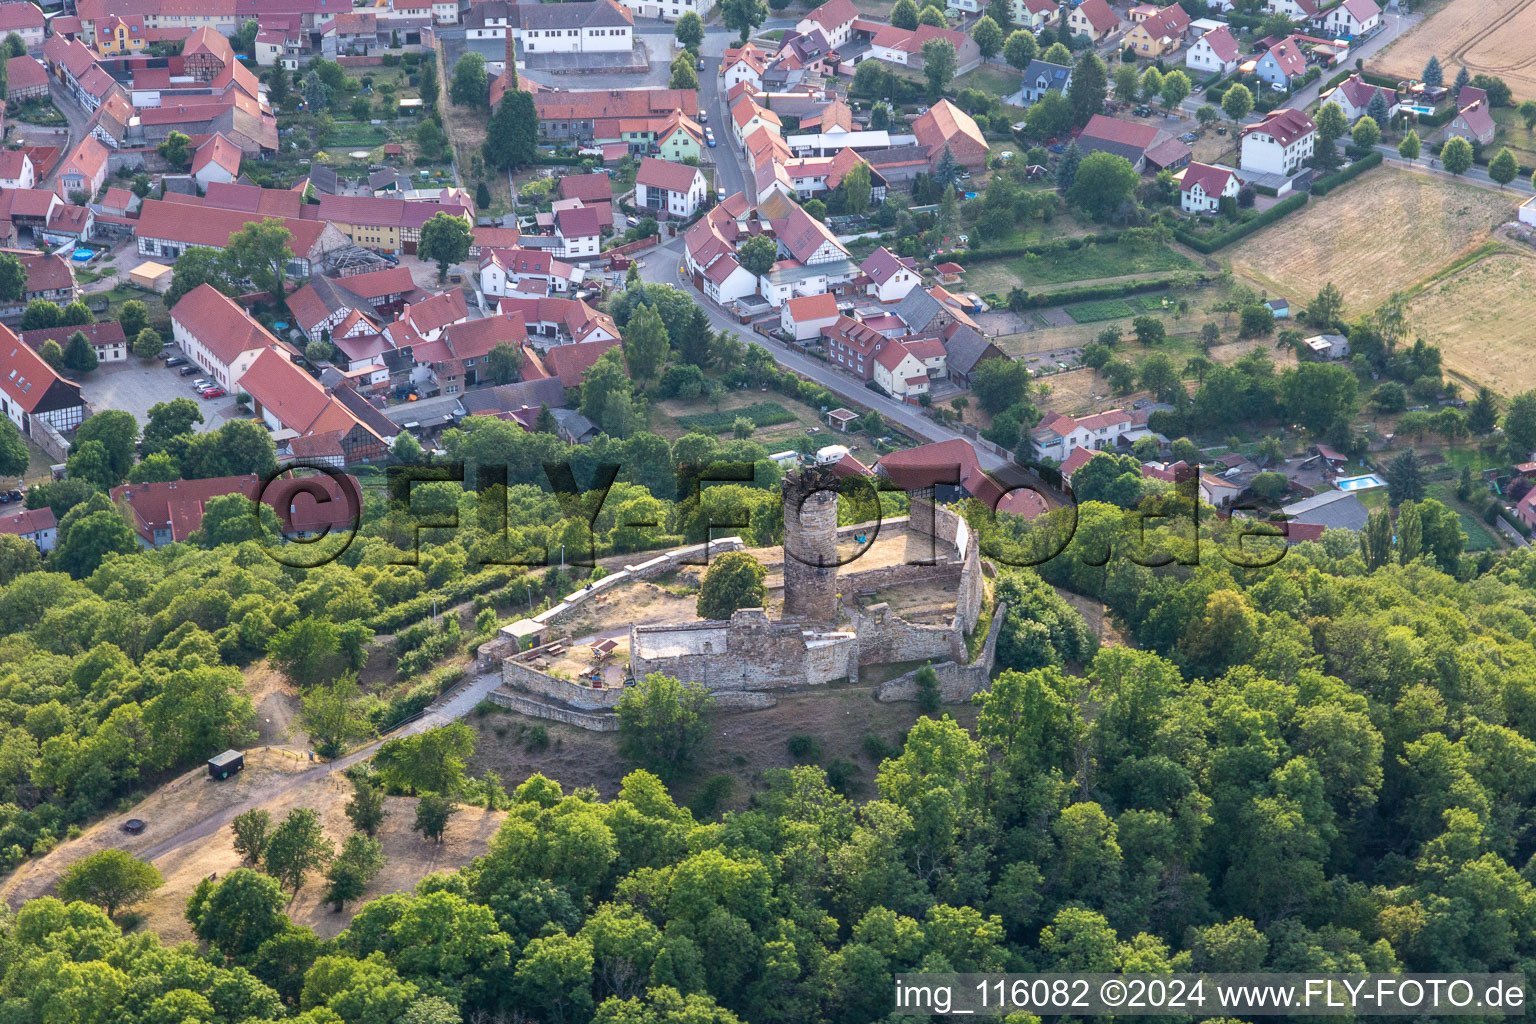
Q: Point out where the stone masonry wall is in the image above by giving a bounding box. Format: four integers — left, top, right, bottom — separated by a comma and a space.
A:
501, 659, 625, 710
487, 689, 619, 731
630, 609, 859, 690
876, 600, 1007, 704
850, 602, 961, 666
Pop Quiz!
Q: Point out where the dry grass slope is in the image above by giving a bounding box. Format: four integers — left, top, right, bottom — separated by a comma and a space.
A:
1226, 169, 1512, 312
1371, 0, 1536, 102
1404, 248, 1536, 395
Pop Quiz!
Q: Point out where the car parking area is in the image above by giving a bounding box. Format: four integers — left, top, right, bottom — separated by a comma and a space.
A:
77, 354, 231, 434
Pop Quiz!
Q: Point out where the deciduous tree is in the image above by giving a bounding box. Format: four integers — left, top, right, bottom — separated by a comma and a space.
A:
57, 849, 163, 919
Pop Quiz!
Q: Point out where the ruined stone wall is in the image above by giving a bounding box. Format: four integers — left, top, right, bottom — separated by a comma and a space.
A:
486, 689, 619, 731
630, 609, 858, 690
849, 602, 962, 666
876, 600, 1007, 704
501, 659, 625, 710
841, 561, 964, 593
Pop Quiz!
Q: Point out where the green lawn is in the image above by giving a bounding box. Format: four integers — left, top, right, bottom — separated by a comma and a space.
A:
676, 402, 796, 434
323, 122, 391, 149
1065, 298, 1138, 322
971, 241, 1196, 289
954, 65, 1021, 99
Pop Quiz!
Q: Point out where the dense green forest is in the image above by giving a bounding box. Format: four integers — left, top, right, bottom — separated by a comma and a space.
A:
2, 483, 1536, 1022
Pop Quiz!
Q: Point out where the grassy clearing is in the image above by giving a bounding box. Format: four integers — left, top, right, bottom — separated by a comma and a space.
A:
1226, 167, 1513, 312
676, 401, 796, 433
955, 64, 1022, 99
1065, 298, 1138, 322
963, 241, 1195, 295
1402, 248, 1536, 396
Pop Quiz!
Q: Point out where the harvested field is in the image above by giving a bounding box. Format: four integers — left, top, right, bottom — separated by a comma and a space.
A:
1402, 248, 1536, 395
1226, 168, 1511, 311
1371, 0, 1536, 102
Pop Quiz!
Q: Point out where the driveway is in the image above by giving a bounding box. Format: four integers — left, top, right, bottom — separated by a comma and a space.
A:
77, 357, 230, 434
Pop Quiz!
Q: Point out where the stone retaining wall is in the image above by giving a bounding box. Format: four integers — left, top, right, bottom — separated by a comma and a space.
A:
501, 659, 624, 710
486, 689, 618, 731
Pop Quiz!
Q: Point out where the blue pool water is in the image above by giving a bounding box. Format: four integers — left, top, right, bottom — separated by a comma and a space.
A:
1336, 474, 1385, 491
1405, 105, 1435, 116
71, 248, 93, 262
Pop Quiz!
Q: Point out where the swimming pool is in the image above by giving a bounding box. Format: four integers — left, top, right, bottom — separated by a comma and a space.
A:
1336, 474, 1385, 491
71, 248, 94, 262
1405, 104, 1435, 116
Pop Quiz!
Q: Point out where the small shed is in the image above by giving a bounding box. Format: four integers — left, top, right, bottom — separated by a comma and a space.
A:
502, 618, 547, 651
207, 749, 244, 779
129, 260, 173, 293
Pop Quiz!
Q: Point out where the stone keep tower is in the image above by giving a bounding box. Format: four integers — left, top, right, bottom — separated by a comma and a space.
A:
781, 465, 839, 622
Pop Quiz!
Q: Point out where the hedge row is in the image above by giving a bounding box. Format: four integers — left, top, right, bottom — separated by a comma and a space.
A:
954, 230, 1125, 265
1016, 273, 1207, 309
1173, 192, 1309, 253
369, 564, 526, 634
1310, 151, 1383, 195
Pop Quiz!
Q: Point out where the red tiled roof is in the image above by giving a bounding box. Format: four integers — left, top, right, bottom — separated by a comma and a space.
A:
0, 150, 30, 182
341, 265, 417, 301
860, 246, 917, 285
0, 3, 44, 32
191, 133, 242, 177
635, 156, 700, 194
1081, 114, 1160, 149
0, 325, 75, 413
171, 283, 276, 366
802, 0, 857, 30
542, 337, 620, 388
555, 205, 600, 239
785, 293, 838, 322
1180, 160, 1235, 196
6, 56, 46, 93
1075, 0, 1120, 33
1199, 25, 1240, 63
1243, 107, 1316, 145
0, 505, 54, 539
109, 472, 361, 544
137, 198, 333, 254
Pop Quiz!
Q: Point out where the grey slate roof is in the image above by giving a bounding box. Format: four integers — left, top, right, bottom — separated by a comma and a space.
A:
1280, 489, 1369, 531
943, 325, 1005, 375
458, 376, 568, 415
518, 0, 631, 31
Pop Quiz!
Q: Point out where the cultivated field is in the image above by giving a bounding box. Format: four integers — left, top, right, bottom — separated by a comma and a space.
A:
1371, 0, 1536, 101
1403, 248, 1536, 395
1226, 168, 1512, 312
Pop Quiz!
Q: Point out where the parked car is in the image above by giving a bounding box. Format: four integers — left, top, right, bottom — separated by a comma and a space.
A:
696, 57, 704, 71
164, 356, 187, 367
706, 133, 717, 148
1048, 143, 1065, 154
1180, 132, 1198, 142
200, 387, 226, 399
717, 186, 727, 201
178, 366, 198, 376
698, 110, 707, 124
157, 349, 172, 360
1215, 125, 1227, 135
191, 379, 212, 390
1134, 105, 1151, 116
2, 490, 19, 503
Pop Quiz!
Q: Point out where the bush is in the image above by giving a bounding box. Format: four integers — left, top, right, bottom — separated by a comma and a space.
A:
786, 733, 821, 762
861, 732, 899, 761
824, 758, 860, 796
1012, 274, 1204, 310
689, 774, 735, 819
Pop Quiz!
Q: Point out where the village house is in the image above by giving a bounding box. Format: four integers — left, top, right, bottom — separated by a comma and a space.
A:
1076, 114, 1163, 172
532, 87, 698, 145
238, 348, 389, 462
0, 327, 86, 436
136, 199, 349, 277
1328, 72, 1397, 122
1018, 60, 1072, 105
614, 0, 716, 23
171, 283, 276, 390
723, 42, 768, 91
635, 157, 707, 220
781, 293, 840, 342
1253, 35, 1309, 90
1446, 85, 1496, 146
18, 321, 127, 363
498, 295, 619, 348
316, 193, 474, 255
513, 0, 633, 55
56, 137, 109, 202
107, 473, 362, 547
1065, 0, 1120, 42
859, 246, 921, 303
553, 206, 602, 259
1186, 25, 1240, 75
0, 250, 78, 321
1302, 333, 1350, 360
1265, 0, 1318, 21
1125, 3, 1190, 57
912, 99, 989, 171
1177, 161, 1238, 213
1239, 107, 1316, 176
6, 56, 47, 100
190, 133, 242, 189
0, 150, 34, 190
794, 0, 859, 48
876, 438, 1044, 517
0, 506, 55, 552
479, 247, 579, 299
286, 276, 383, 344
1012, 0, 1062, 32
410, 311, 527, 394
1316, 0, 1379, 37
1030, 408, 1155, 462
0, 3, 44, 50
